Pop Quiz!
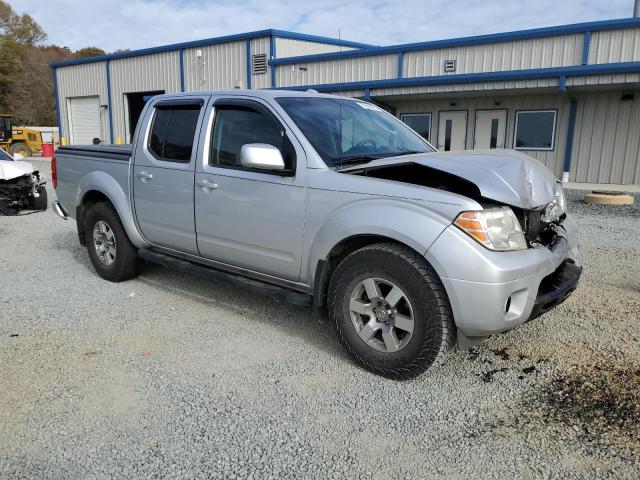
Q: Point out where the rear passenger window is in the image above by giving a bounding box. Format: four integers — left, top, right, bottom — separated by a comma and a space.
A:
148, 106, 201, 162
209, 104, 294, 170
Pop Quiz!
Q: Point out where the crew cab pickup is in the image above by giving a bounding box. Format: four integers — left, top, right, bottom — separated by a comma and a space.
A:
52, 90, 581, 378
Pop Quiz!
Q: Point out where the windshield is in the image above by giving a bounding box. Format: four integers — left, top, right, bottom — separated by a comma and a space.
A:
0, 148, 13, 161
276, 97, 434, 167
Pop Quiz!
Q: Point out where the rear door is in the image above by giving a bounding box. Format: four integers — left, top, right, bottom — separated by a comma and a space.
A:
132, 96, 208, 255
194, 97, 306, 281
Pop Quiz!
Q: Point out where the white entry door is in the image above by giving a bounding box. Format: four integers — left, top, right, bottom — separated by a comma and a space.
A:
474, 110, 507, 149
68, 96, 101, 145
437, 111, 467, 151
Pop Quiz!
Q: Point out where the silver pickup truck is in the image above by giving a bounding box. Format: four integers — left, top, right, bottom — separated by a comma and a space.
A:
52, 90, 581, 378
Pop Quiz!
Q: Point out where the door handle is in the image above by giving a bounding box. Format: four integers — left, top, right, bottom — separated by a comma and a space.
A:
196, 178, 218, 190
136, 170, 153, 182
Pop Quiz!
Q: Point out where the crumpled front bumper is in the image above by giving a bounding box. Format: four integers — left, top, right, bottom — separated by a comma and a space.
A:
425, 214, 581, 339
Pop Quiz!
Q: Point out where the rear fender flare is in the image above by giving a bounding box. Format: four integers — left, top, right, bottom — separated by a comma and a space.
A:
77, 171, 148, 248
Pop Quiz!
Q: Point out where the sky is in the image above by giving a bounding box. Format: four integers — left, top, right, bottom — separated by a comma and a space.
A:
10, 0, 637, 52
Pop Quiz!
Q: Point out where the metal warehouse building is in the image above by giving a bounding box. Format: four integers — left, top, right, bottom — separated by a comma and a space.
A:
51, 18, 640, 185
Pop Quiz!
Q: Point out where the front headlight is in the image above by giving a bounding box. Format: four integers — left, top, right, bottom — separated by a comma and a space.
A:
542, 183, 566, 222
454, 207, 527, 251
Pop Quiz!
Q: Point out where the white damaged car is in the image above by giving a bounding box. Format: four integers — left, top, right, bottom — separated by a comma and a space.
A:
0, 148, 47, 215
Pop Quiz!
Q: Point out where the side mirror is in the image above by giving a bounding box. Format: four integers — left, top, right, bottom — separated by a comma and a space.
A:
12, 153, 25, 160
240, 143, 285, 171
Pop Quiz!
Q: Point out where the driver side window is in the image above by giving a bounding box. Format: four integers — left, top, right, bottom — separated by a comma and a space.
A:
210, 104, 294, 169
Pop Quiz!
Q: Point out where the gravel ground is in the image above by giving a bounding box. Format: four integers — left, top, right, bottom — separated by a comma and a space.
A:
1, 160, 639, 479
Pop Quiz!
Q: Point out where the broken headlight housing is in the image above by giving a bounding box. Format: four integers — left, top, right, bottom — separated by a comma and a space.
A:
541, 183, 566, 223
454, 207, 528, 251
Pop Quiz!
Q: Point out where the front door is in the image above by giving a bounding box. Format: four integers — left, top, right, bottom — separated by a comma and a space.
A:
194, 98, 306, 281
437, 111, 467, 151
474, 110, 507, 149
132, 97, 207, 255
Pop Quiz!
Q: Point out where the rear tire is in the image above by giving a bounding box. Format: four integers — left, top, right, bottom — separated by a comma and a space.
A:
85, 201, 141, 282
30, 186, 47, 211
328, 242, 455, 379
9, 142, 32, 157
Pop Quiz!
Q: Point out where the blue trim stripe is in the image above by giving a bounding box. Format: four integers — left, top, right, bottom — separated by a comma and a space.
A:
51, 67, 62, 139
106, 60, 114, 143
276, 61, 640, 92
564, 99, 578, 173
270, 17, 640, 66
397, 52, 404, 79
582, 31, 592, 65
50, 29, 373, 68
269, 29, 373, 49
246, 39, 252, 89
179, 49, 185, 92
270, 35, 276, 88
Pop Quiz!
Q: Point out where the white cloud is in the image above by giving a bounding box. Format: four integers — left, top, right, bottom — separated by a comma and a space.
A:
9, 0, 635, 52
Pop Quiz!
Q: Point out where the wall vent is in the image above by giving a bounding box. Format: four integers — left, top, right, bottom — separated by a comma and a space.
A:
443, 59, 456, 73
252, 54, 268, 75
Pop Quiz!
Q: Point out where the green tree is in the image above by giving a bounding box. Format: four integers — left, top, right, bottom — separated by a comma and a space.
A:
75, 47, 106, 58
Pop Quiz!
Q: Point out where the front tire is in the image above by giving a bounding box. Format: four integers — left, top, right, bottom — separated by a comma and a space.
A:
84, 201, 141, 282
328, 242, 455, 379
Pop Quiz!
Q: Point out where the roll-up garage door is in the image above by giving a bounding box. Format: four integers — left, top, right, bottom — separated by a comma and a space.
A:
68, 96, 101, 145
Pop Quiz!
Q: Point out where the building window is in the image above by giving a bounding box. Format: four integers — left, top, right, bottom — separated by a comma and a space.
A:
513, 110, 557, 151
400, 113, 432, 142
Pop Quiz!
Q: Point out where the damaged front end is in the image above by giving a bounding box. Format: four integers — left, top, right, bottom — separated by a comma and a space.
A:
340, 149, 568, 250
0, 167, 47, 216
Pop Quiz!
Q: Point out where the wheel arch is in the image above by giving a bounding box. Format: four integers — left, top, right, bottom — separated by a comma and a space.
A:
76, 172, 148, 249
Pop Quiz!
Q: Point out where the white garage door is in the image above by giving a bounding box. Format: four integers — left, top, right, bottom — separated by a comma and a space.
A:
68, 96, 101, 145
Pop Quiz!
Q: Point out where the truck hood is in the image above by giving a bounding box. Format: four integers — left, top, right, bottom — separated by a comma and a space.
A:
0, 160, 35, 181
341, 149, 558, 209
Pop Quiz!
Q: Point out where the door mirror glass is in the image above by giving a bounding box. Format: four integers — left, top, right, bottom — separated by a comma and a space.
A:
240, 143, 285, 171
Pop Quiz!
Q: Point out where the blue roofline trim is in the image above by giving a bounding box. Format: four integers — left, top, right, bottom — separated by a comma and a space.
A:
49, 28, 373, 68
275, 61, 640, 92
51, 67, 62, 139
269, 29, 374, 49
270, 17, 640, 66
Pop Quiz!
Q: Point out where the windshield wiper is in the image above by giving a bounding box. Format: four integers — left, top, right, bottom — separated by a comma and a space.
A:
336, 155, 383, 167
385, 150, 425, 158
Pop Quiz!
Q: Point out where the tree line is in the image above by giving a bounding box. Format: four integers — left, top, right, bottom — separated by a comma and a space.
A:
0, 1, 105, 126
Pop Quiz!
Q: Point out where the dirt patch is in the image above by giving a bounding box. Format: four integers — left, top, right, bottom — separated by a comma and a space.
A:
538, 363, 640, 447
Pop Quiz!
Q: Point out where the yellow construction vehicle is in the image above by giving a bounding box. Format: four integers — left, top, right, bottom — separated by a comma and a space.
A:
0, 114, 43, 157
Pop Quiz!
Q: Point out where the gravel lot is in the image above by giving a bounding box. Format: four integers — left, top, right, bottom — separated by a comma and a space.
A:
1, 160, 639, 479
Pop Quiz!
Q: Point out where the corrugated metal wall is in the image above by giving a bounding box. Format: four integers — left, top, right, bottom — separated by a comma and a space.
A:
571, 91, 640, 184
109, 52, 181, 141
275, 38, 356, 58
55, 62, 109, 143
276, 54, 397, 87
404, 34, 583, 77
392, 94, 571, 177
251, 36, 272, 89
183, 40, 246, 91
588, 27, 640, 63
372, 78, 559, 97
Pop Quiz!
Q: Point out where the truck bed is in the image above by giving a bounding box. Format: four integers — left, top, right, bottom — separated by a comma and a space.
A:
56, 145, 132, 162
